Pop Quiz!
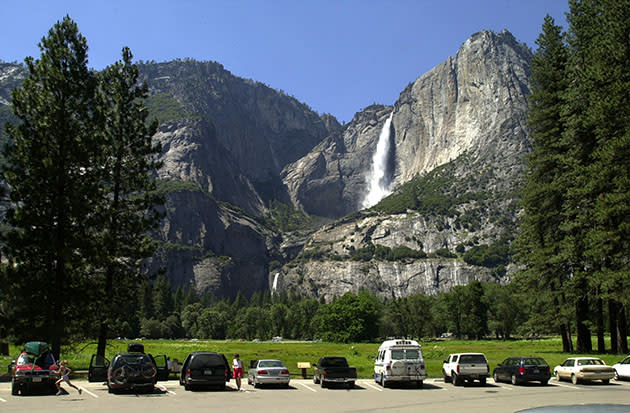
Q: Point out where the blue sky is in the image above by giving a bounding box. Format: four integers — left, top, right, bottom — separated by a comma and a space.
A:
2, 0, 569, 123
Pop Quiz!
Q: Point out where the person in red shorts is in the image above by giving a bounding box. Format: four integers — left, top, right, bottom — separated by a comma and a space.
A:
232, 353, 243, 390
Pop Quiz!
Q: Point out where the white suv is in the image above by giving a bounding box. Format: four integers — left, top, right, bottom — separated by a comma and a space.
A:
443, 353, 489, 386
374, 339, 426, 388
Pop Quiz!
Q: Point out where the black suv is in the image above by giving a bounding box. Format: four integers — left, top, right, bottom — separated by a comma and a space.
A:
179, 352, 231, 390
88, 344, 169, 394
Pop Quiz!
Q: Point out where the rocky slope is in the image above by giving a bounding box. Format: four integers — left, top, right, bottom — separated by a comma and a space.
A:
273, 30, 532, 299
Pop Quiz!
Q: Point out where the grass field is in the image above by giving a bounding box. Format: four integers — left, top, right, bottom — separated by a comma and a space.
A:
2, 337, 628, 379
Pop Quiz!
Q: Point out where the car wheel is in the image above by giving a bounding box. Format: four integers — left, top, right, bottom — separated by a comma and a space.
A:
416, 380, 423, 388
347, 381, 355, 389
511, 374, 518, 385
493, 371, 500, 383
320, 379, 326, 388
452, 372, 460, 386
11, 381, 19, 396
571, 374, 579, 385
614, 370, 619, 381
541, 380, 549, 386
443, 370, 451, 383
479, 377, 487, 386
602, 379, 610, 384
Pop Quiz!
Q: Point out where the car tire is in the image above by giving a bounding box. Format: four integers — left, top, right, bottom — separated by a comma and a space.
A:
541, 380, 548, 386
416, 380, 423, 388
347, 381, 355, 389
184, 383, 190, 391
443, 370, 452, 383
320, 379, 326, 388
11, 381, 18, 396
571, 374, 579, 385
479, 377, 487, 386
602, 379, 610, 384
511, 374, 518, 385
493, 371, 500, 383
452, 372, 460, 386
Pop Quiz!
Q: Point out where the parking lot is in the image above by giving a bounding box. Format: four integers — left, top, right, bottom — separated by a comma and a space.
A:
2, 378, 630, 412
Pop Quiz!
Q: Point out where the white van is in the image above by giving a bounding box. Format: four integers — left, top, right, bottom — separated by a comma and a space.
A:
374, 339, 427, 388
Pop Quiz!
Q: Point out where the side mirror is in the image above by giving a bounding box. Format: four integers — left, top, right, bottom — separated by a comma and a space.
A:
443, 359, 448, 364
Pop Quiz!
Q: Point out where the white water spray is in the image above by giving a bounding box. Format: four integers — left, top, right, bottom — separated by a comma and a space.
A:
362, 112, 394, 208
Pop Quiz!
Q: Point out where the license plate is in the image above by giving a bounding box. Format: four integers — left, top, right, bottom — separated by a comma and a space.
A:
533, 369, 539, 373
204, 369, 213, 375
32, 377, 42, 383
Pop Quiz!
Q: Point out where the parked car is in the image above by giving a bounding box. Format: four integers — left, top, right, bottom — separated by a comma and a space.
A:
374, 339, 426, 388
553, 357, 615, 385
88, 345, 169, 393
313, 356, 357, 388
443, 353, 489, 386
612, 355, 630, 381
247, 359, 290, 388
179, 352, 231, 391
11, 341, 60, 395
492, 357, 551, 385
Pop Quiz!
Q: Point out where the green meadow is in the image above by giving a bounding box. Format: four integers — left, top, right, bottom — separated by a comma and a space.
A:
3, 337, 628, 379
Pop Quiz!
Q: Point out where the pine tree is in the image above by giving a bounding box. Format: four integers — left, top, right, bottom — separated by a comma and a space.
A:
516, 15, 574, 352
2, 16, 102, 358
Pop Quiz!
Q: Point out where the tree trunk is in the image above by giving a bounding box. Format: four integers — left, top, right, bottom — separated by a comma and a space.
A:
618, 304, 628, 354
575, 295, 592, 353
596, 294, 605, 353
560, 323, 573, 353
609, 300, 619, 354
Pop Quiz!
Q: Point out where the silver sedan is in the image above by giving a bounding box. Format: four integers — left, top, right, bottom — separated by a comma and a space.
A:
247, 359, 291, 388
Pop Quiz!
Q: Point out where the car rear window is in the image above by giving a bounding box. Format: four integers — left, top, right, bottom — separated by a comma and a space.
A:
523, 358, 547, 366
459, 355, 487, 364
578, 359, 604, 366
391, 349, 421, 360
113, 354, 152, 368
258, 360, 284, 368
190, 354, 225, 369
320, 358, 348, 367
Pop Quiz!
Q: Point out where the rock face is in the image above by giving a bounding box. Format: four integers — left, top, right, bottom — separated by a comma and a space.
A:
282, 30, 531, 219
274, 30, 532, 299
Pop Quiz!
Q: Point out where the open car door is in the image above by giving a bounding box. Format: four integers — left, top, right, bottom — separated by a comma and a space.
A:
152, 354, 170, 381
88, 354, 109, 382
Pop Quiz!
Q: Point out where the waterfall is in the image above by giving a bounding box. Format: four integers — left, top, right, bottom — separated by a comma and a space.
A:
272, 272, 279, 293
362, 112, 394, 209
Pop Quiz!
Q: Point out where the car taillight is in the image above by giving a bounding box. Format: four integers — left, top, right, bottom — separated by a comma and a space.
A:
519, 367, 526, 375
258, 370, 268, 375
456, 365, 460, 373
386, 364, 391, 371
546, 366, 550, 373
224, 368, 229, 377
108, 370, 113, 378
186, 368, 191, 378
421, 364, 425, 370
323, 370, 327, 377
281, 369, 289, 375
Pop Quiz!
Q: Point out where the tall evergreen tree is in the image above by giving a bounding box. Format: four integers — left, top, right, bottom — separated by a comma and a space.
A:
93, 47, 162, 357
2, 16, 101, 358
517, 14, 575, 352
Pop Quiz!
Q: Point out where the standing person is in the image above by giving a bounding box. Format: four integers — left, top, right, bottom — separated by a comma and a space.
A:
55, 360, 82, 395
232, 353, 243, 390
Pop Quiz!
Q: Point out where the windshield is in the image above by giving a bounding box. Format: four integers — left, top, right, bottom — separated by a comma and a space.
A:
258, 360, 285, 368
391, 349, 421, 360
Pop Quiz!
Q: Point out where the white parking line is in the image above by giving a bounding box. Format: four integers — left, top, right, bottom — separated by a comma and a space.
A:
79, 386, 99, 398
552, 381, 578, 390
360, 381, 383, 392
156, 384, 176, 395
0, 396, 6, 403
297, 382, 317, 392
